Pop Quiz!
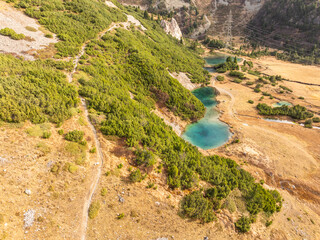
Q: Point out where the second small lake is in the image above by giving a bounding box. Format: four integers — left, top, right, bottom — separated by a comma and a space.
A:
204, 53, 242, 73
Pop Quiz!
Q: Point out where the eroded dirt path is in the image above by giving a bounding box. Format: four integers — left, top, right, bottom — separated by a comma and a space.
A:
67, 14, 145, 240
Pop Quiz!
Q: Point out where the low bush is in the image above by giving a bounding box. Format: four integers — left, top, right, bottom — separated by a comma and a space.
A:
42, 131, 51, 139
181, 191, 216, 223
216, 75, 225, 81
235, 216, 251, 233
129, 169, 142, 182
233, 78, 242, 83
101, 188, 107, 196
254, 88, 261, 93
89, 147, 96, 153
229, 70, 245, 79
65, 130, 84, 142
134, 148, 156, 167
0, 28, 25, 40
246, 81, 254, 85
88, 201, 101, 219
266, 220, 273, 227
117, 213, 125, 219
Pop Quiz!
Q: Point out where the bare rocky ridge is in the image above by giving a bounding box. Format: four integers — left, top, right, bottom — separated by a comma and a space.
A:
160, 18, 182, 40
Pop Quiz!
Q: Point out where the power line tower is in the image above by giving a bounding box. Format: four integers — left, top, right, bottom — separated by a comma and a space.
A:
225, 10, 233, 48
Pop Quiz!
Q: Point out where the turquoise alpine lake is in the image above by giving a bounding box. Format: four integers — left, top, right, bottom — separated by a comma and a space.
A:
182, 87, 231, 150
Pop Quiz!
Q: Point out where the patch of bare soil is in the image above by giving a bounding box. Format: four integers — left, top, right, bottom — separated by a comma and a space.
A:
0, 1, 57, 60
152, 104, 188, 136
0, 106, 98, 239
169, 72, 201, 91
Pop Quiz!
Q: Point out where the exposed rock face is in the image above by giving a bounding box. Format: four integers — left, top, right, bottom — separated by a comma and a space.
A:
160, 18, 182, 40
190, 14, 211, 39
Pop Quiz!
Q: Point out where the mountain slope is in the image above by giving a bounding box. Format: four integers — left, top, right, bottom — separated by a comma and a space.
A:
0, 0, 292, 239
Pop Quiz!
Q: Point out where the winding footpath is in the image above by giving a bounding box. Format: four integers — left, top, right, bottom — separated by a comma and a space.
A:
67, 25, 115, 240
67, 14, 146, 240
67, 39, 103, 239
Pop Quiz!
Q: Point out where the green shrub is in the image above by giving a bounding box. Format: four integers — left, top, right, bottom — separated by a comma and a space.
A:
266, 220, 273, 227
51, 163, 60, 174
247, 70, 260, 76
229, 70, 245, 79
66, 163, 78, 173
89, 147, 96, 153
254, 88, 261, 93
146, 182, 155, 189
233, 78, 242, 83
45, 33, 53, 38
117, 163, 123, 169
57, 129, 64, 135
312, 117, 320, 123
0, 28, 25, 40
65, 130, 84, 142
88, 201, 101, 219
216, 75, 225, 81
248, 100, 254, 104
214, 56, 239, 72
101, 188, 107, 196
235, 216, 251, 233
117, 213, 125, 219
246, 81, 254, 85
181, 191, 216, 223
42, 131, 51, 139
134, 148, 156, 167
304, 120, 312, 128
129, 169, 142, 183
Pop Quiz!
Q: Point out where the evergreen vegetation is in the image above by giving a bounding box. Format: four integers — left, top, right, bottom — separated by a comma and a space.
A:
0, 27, 25, 40
13, 0, 126, 57
235, 216, 251, 233
65, 130, 85, 142
203, 38, 225, 49
214, 56, 239, 73
257, 103, 314, 120
0, 55, 78, 124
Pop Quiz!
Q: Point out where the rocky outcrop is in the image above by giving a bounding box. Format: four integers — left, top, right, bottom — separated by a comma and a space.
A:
161, 18, 182, 40
190, 14, 211, 39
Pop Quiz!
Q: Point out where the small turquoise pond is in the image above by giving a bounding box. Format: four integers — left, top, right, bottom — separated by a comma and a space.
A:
204, 54, 242, 73
272, 101, 292, 108
182, 87, 231, 150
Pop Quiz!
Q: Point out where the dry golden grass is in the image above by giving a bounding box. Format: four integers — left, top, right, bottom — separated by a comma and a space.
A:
0, 105, 98, 239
